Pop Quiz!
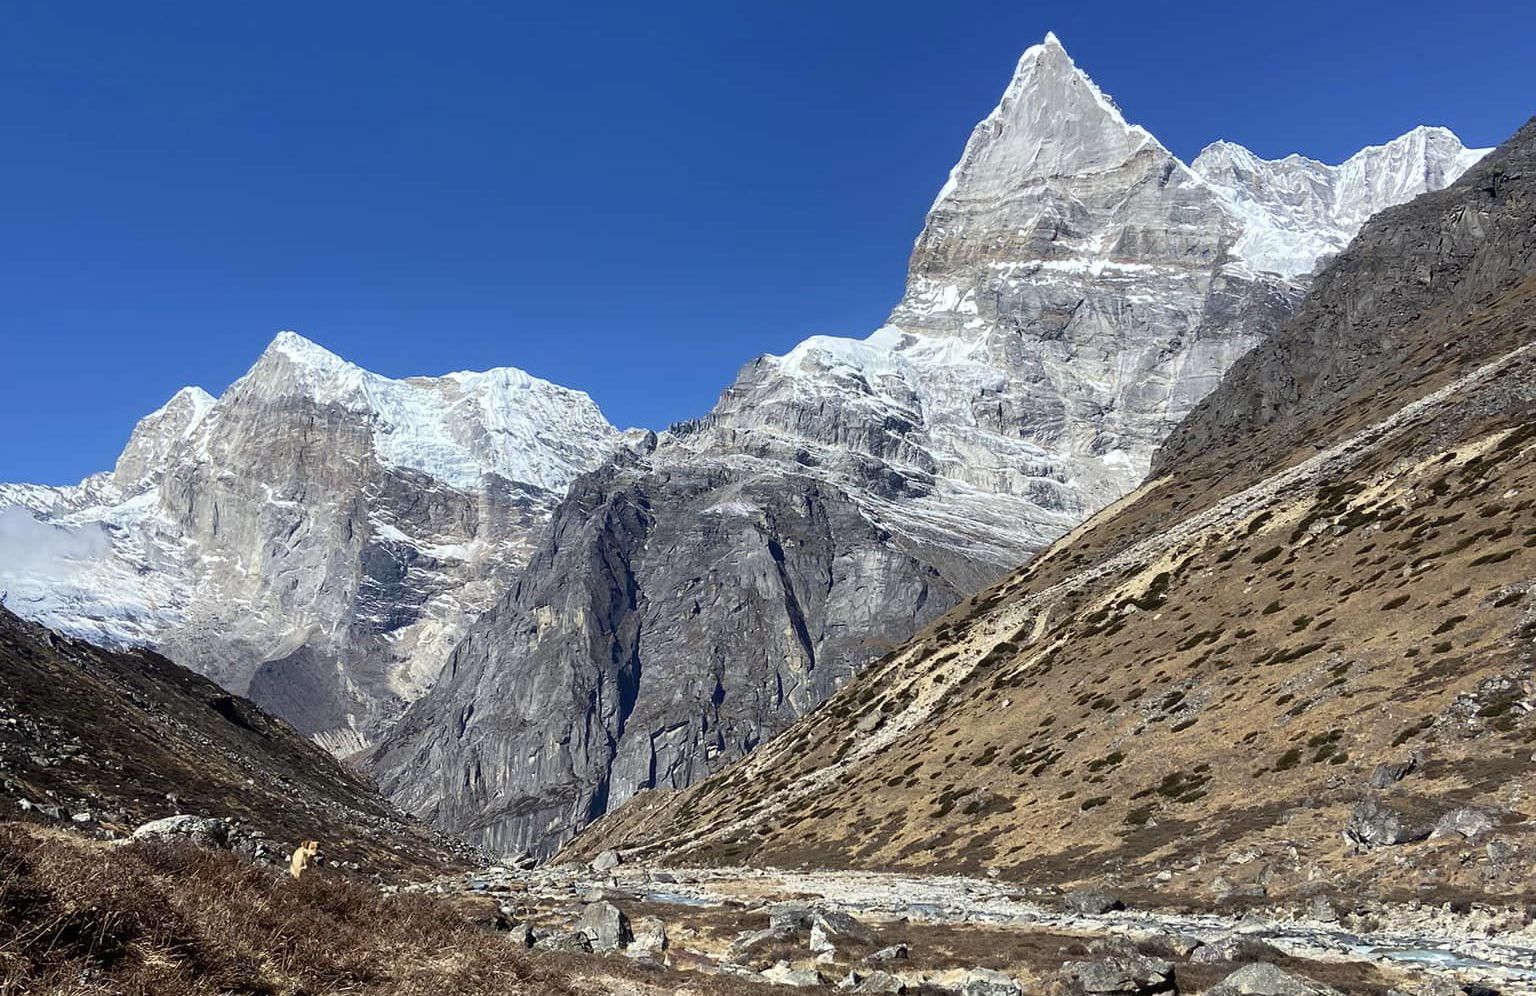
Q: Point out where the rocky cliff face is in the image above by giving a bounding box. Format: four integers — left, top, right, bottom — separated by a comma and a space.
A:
0, 333, 620, 752
370, 34, 1486, 856
566, 120, 1536, 911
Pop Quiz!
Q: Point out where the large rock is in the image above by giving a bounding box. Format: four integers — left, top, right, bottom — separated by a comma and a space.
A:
1344, 798, 1431, 849
1065, 889, 1126, 915
627, 915, 668, 956
1065, 953, 1175, 994
760, 961, 827, 987
841, 969, 905, 993
1368, 758, 1416, 789
732, 926, 799, 960
132, 815, 232, 850
1205, 963, 1342, 996
1431, 808, 1494, 841
504, 922, 536, 949
812, 909, 874, 947
533, 930, 592, 953
1190, 936, 1286, 965
954, 967, 1023, 996
769, 903, 817, 932
576, 900, 632, 951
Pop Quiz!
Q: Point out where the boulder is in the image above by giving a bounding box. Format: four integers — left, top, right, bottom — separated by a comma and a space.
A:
1343, 798, 1430, 849
812, 909, 874, 947
1148, 933, 1203, 958
1211, 877, 1268, 901
954, 967, 1023, 996
132, 815, 232, 850
760, 961, 826, 986
1368, 758, 1416, 789
229, 829, 282, 863
504, 922, 536, 948
590, 848, 623, 873
1385, 982, 1466, 996
866, 943, 909, 963
1431, 808, 1494, 841
533, 930, 592, 953
1205, 962, 1343, 995
1065, 953, 1175, 994
768, 902, 817, 931
1065, 889, 1126, 915
576, 900, 632, 951
1190, 936, 1286, 965
840, 969, 905, 993
628, 915, 668, 955
731, 926, 798, 959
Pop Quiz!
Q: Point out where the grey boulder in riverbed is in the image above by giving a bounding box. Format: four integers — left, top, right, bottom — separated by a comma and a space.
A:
575, 900, 632, 951
1065, 953, 1175, 994
1205, 962, 1342, 996
1065, 889, 1126, 915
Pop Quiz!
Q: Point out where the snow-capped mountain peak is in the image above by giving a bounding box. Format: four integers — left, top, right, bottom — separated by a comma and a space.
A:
925, 35, 1487, 283
113, 386, 216, 490
1, 333, 626, 751
931, 33, 1159, 210
230, 331, 618, 492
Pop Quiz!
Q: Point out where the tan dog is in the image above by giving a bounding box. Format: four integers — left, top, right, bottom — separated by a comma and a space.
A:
289, 839, 319, 880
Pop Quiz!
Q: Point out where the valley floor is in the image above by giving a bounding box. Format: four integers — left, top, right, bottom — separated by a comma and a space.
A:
421, 859, 1536, 995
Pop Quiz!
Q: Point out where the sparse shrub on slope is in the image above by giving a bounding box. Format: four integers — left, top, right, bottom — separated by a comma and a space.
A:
0, 824, 569, 996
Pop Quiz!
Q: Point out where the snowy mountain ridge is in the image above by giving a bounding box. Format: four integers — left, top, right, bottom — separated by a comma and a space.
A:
1193, 124, 1491, 277
755, 35, 1488, 535
0, 332, 621, 750
238, 331, 617, 491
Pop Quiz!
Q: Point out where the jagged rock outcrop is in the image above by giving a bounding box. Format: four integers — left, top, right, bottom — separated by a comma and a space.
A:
0, 332, 620, 751
370, 35, 1486, 854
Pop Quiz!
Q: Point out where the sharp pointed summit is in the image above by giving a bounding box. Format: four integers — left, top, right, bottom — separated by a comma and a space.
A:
930, 33, 1158, 212
261, 329, 351, 366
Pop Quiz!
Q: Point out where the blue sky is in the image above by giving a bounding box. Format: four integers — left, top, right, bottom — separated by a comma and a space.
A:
3, 0, 1531, 484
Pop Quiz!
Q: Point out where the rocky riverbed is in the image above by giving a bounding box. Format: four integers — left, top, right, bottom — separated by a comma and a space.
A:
403, 857, 1536, 995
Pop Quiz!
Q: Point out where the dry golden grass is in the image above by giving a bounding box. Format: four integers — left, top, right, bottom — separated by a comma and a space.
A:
0, 823, 568, 996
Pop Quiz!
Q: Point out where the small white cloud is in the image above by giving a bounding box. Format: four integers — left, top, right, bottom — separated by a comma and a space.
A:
0, 505, 112, 584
